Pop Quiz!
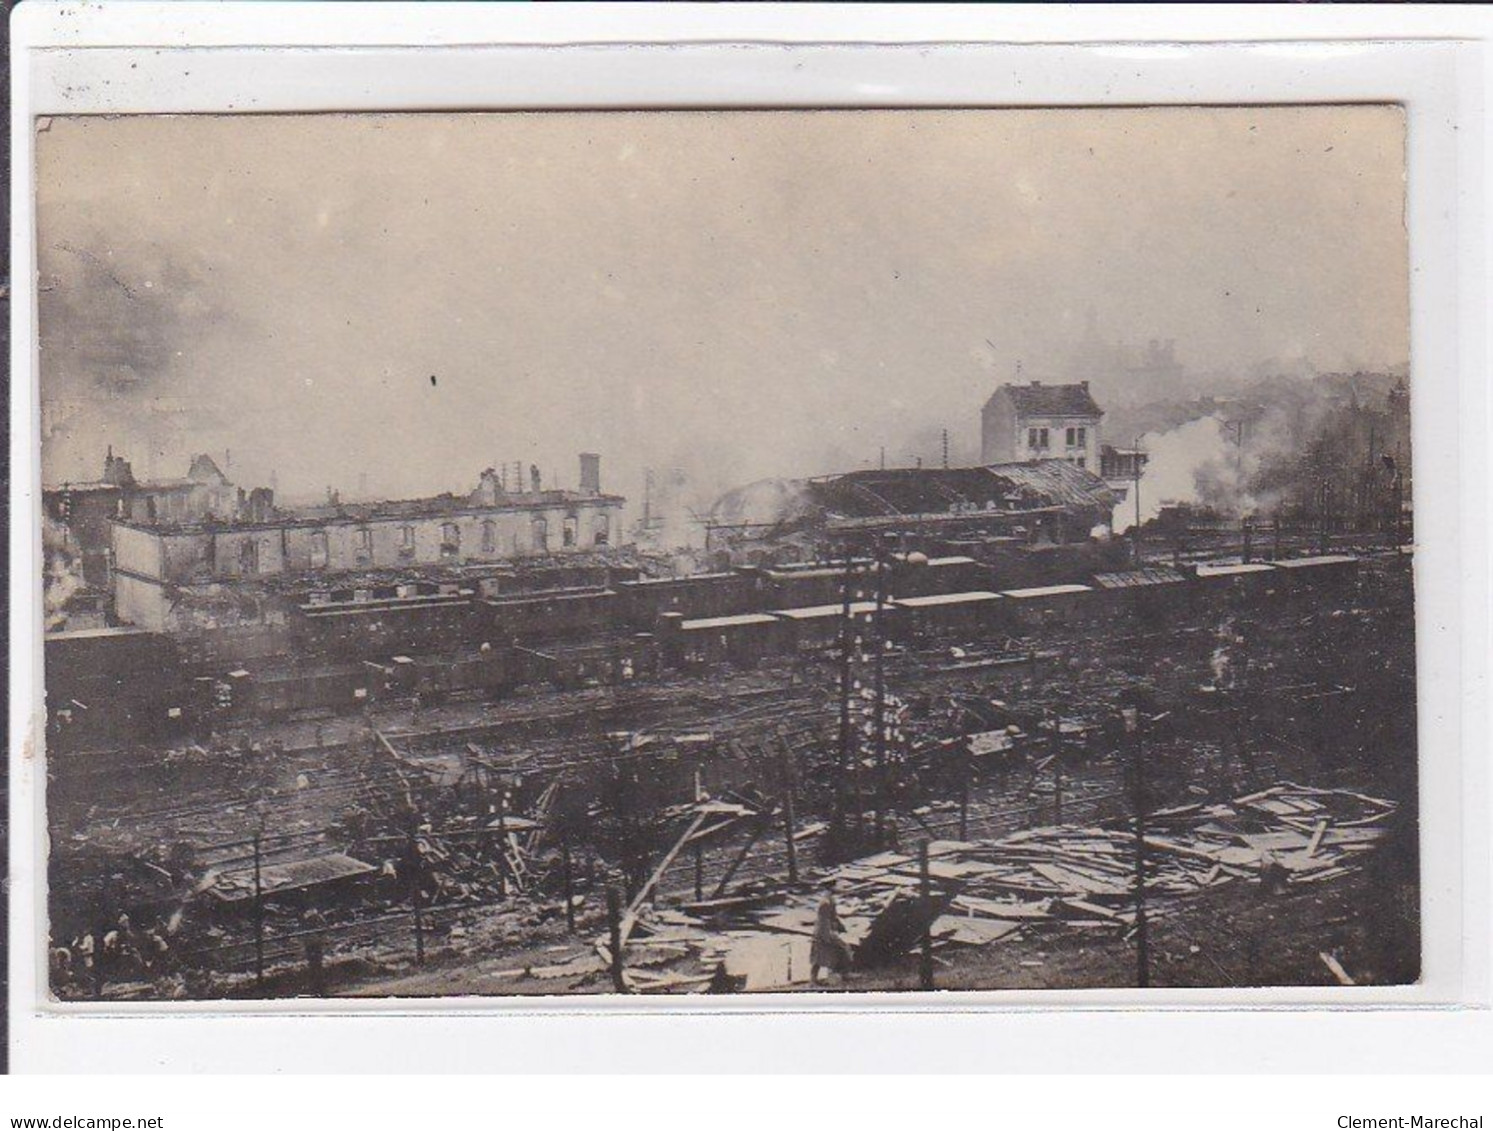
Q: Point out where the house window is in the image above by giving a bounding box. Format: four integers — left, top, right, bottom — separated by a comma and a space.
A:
532, 517, 548, 553
1077, 456, 1087, 470
356, 527, 373, 563
1028, 427, 1049, 451
309, 529, 329, 569
398, 525, 416, 559
482, 519, 497, 553
239, 539, 258, 574
593, 514, 610, 547
563, 515, 578, 548
258, 538, 274, 574
1076, 426, 1086, 447
441, 523, 461, 560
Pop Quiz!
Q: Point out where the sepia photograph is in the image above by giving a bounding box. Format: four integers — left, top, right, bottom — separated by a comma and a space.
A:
35, 105, 1419, 1003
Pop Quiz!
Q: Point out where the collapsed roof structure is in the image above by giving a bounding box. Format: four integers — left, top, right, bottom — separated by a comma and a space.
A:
706, 459, 1122, 561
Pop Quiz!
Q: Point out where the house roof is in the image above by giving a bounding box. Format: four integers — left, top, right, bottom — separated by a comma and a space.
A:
988, 382, 1103, 418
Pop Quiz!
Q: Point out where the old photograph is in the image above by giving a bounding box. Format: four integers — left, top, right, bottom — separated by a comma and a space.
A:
36, 106, 1417, 1001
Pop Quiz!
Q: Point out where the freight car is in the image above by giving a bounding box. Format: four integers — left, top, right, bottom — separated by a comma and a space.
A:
483, 586, 620, 642
45, 626, 189, 750
890, 591, 1007, 642
1000, 583, 1098, 630
615, 571, 758, 630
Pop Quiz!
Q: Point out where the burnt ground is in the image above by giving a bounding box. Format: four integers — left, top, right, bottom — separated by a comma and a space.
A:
331, 821, 1418, 999
46, 551, 1420, 1000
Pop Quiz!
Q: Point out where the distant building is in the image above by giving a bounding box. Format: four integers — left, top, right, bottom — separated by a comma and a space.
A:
108, 454, 624, 633
981, 380, 1103, 470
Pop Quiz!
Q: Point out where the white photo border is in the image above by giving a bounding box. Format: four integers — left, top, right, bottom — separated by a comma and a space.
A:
8, 2, 1490, 1073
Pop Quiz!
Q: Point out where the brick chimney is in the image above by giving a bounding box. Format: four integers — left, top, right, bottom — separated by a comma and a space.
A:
579, 452, 601, 495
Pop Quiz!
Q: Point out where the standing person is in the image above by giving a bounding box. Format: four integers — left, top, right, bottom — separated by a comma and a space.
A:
302, 907, 328, 997
810, 887, 852, 986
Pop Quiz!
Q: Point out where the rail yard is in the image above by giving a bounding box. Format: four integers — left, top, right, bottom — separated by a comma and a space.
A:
44, 530, 1417, 999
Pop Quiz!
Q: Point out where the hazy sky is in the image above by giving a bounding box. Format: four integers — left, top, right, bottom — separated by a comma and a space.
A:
37, 107, 1408, 506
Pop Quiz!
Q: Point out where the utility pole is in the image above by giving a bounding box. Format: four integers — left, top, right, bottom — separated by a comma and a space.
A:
252, 822, 265, 991
606, 887, 627, 992
779, 736, 800, 885
942, 428, 950, 470
919, 839, 935, 991
836, 545, 858, 847
872, 535, 889, 847
1124, 706, 1149, 989
495, 780, 510, 899
407, 819, 426, 967
958, 739, 971, 841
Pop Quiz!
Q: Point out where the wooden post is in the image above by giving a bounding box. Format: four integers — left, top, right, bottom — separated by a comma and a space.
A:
561, 826, 577, 933
958, 742, 971, 841
1129, 715, 1149, 989
252, 828, 265, 990
780, 743, 799, 885
606, 887, 626, 992
711, 819, 767, 900
693, 840, 704, 901
495, 781, 509, 899
1053, 755, 1064, 825
872, 536, 889, 845
837, 546, 857, 844
918, 839, 935, 991
409, 826, 426, 967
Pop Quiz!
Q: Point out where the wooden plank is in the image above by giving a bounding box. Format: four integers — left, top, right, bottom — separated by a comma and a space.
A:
618, 812, 709, 947
1320, 951, 1355, 986
1305, 818, 1330, 858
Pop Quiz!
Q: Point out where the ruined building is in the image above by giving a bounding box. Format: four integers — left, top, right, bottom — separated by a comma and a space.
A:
104, 453, 624, 633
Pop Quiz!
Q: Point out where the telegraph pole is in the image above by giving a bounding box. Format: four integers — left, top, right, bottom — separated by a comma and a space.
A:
872, 535, 889, 846
837, 545, 859, 847
1125, 706, 1150, 989
252, 823, 265, 991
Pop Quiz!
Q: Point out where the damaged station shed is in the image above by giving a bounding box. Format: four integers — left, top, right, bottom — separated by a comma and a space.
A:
704, 458, 1121, 568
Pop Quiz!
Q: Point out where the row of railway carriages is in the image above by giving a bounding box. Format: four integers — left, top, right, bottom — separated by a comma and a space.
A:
45, 553, 1366, 750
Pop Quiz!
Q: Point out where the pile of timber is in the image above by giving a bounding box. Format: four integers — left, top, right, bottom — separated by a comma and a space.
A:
602, 781, 1397, 993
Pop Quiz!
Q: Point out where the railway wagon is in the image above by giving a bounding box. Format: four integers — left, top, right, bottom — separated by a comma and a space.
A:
484, 586, 620, 643
891, 555, 989, 598
1269, 554, 1361, 598
615, 571, 759, 630
238, 661, 388, 720
44, 626, 189, 749
1192, 561, 1280, 605
292, 585, 480, 657
382, 647, 512, 704
770, 600, 879, 652
750, 564, 859, 611
1000, 583, 1098, 630
890, 591, 1007, 642
662, 611, 787, 670
516, 634, 661, 690
1090, 567, 1193, 627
